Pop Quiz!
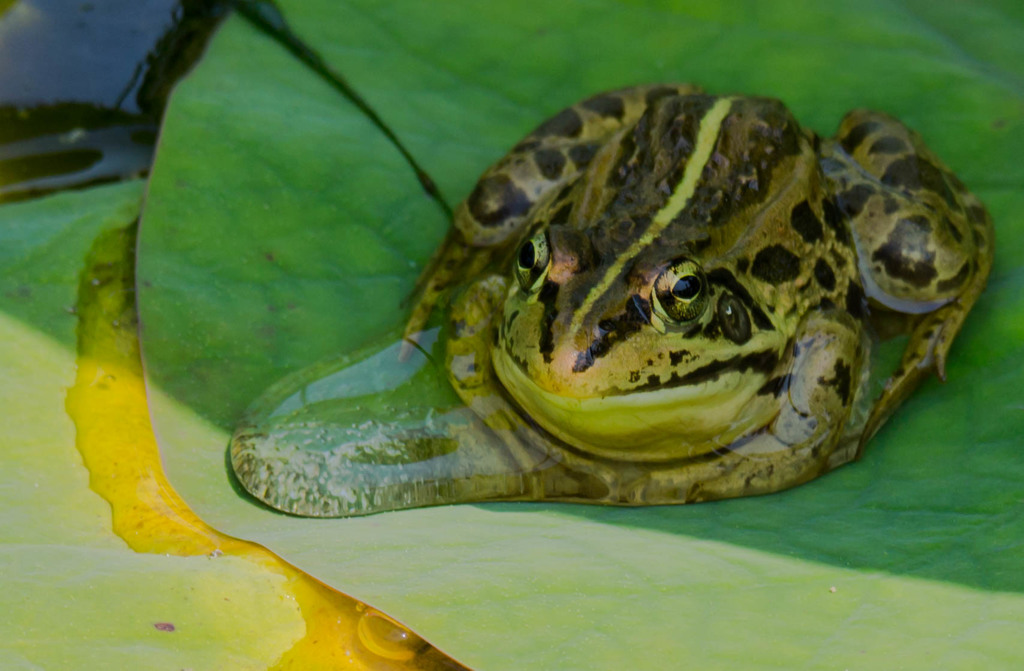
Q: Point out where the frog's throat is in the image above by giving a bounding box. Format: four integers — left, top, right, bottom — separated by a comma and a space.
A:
492, 344, 775, 462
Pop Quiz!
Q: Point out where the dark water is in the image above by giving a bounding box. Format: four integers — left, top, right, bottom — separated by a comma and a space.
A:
0, 0, 225, 201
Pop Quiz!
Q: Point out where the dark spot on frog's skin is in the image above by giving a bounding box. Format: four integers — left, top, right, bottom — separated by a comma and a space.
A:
821, 199, 851, 246
629, 293, 652, 325
537, 281, 560, 362
970, 225, 986, 250
838, 183, 875, 217
751, 245, 801, 284
581, 94, 626, 120
534, 149, 566, 180
736, 257, 750, 273
818, 360, 853, 405
757, 373, 792, 397
790, 200, 823, 243
675, 349, 779, 387
966, 204, 988, 225
605, 129, 638, 189
568, 143, 598, 168
871, 215, 938, 288
816, 297, 836, 311
549, 202, 574, 226
533, 107, 583, 138
603, 218, 636, 244
944, 216, 964, 243
845, 280, 867, 321
629, 350, 780, 393
573, 348, 595, 373
572, 296, 649, 372
948, 172, 969, 195
937, 259, 971, 293
514, 139, 541, 152
505, 309, 520, 331
840, 121, 880, 153
702, 316, 721, 340
869, 136, 908, 155
669, 350, 691, 366
644, 86, 679, 105
882, 156, 958, 209
468, 174, 533, 228
813, 258, 836, 291
691, 237, 713, 254
883, 197, 900, 215
553, 181, 577, 205
629, 370, 643, 383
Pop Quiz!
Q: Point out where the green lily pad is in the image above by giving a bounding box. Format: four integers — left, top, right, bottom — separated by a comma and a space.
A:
137, 2, 1024, 668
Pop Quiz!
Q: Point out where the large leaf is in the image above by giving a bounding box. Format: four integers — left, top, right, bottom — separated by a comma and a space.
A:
137, 1, 1024, 668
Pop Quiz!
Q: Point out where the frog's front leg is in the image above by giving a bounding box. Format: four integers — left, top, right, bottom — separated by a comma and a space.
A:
404, 83, 702, 342
821, 110, 994, 447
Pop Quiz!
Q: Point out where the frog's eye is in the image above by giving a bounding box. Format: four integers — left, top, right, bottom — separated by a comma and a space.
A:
652, 259, 708, 323
514, 232, 551, 293
718, 293, 751, 344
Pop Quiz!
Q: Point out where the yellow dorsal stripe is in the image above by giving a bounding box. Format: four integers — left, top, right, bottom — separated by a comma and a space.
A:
651, 96, 735, 228
569, 96, 735, 335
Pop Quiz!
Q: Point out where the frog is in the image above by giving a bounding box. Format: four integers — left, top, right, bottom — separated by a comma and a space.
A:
231, 84, 992, 517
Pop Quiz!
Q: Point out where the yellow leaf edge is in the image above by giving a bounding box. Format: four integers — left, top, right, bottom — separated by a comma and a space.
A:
65, 222, 468, 670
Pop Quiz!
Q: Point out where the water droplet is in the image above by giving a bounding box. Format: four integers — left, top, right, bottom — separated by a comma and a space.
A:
357, 608, 426, 661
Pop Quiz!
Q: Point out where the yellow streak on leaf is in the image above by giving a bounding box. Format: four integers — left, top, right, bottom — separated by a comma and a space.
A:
65, 224, 466, 670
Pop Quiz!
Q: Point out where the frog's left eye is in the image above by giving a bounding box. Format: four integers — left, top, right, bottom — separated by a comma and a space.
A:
514, 232, 551, 293
652, 259, 708, 323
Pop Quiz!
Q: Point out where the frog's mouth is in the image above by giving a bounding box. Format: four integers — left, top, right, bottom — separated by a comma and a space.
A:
491, 345, 776, 462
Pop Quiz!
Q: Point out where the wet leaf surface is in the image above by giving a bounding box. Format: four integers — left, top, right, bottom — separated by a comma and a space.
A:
0, 183, 303, 668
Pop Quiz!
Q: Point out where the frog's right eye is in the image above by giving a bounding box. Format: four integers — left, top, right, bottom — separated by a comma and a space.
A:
514, 232, 551, 293
652, 258, 708, 324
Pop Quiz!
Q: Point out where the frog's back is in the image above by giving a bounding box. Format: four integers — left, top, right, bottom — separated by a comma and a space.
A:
547, 93, 857, 334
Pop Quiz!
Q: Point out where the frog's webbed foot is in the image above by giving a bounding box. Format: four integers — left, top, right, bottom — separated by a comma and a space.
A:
858, 274, 987, 450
